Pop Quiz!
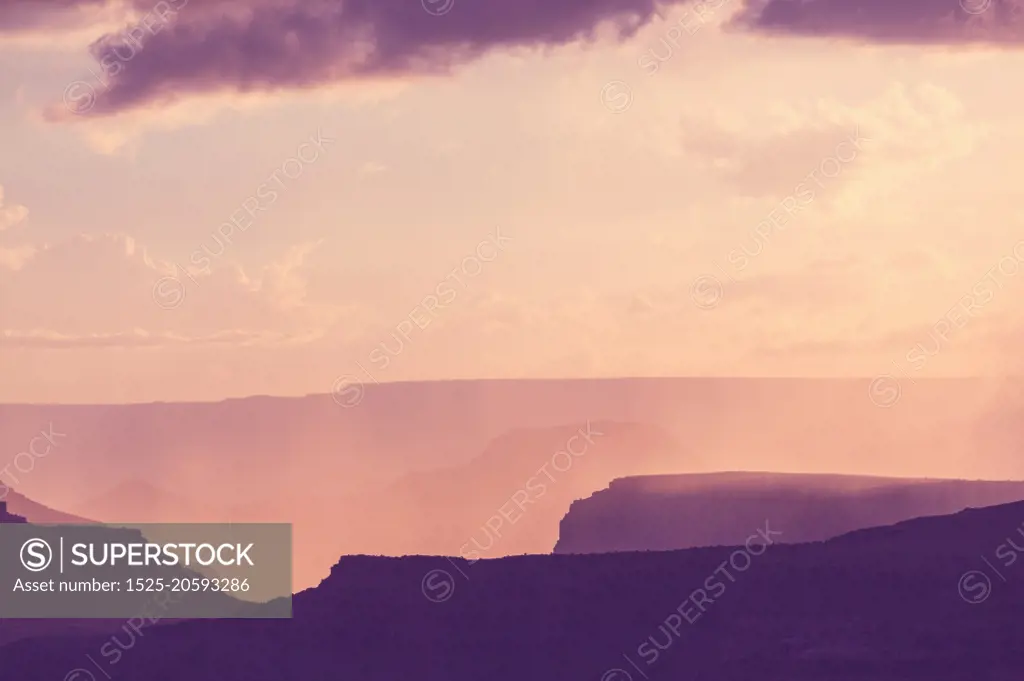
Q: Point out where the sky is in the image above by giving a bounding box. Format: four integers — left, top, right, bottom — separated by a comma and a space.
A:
2, 0, 1024, 404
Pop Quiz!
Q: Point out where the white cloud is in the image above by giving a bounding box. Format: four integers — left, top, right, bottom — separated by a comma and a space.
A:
0, 244, 36, 270
679, 82, 985, 203
0, 185, 28, 231
0, 232, 354, 348
42, 80, 408, 155
0, 327, 316, 349
358, 161, 388, 176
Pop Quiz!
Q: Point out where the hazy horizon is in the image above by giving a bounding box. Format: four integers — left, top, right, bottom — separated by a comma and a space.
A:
1, 374, 1019, 407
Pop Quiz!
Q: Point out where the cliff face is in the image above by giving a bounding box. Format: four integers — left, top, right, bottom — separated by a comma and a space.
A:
554, 472, 1024, 554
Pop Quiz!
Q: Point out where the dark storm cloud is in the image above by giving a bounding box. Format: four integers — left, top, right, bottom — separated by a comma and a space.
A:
50, 0, 692, 117
16, 0, 1024, 120
730, 0, 1024, 45
0, 0, 110, 31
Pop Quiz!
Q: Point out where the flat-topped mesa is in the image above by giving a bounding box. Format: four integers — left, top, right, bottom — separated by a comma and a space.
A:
0, 500, 27, 523
554, 472, 1024, 554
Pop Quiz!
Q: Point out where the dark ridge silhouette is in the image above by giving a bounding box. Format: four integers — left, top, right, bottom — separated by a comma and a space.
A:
0, 618, 140, 649
0, 500, 25, 523
555, 471, 1024, 553
2, 501, 1024, 680
2, 489, 93, 525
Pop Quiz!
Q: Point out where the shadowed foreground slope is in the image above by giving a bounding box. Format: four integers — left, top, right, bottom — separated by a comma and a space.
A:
3, 489, 92, 524
2, 502, 1024, 680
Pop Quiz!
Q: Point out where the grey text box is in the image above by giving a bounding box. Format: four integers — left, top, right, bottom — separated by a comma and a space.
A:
0, 523, 292, 619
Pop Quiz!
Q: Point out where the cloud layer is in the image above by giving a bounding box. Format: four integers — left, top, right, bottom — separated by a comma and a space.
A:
0, 0, 109, 32
732, 0, 1024, 45
0, 185, 28, 232
0, 231, 345, 349
17, 0, 1021, 119
39, 0, 692, 117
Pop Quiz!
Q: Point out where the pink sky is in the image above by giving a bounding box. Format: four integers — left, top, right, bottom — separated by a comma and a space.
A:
2, 0, 1024, 403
